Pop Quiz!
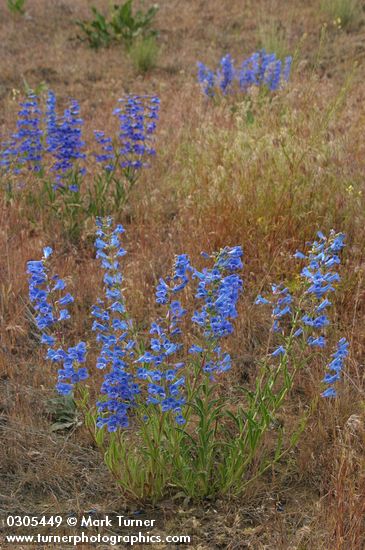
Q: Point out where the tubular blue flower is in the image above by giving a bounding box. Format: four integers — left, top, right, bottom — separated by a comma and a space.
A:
0, 136, 13, 173
255, 294, 271, 305
294, 250, 306, 259
322, 387, 337, 398
316, 298, 332, 312
43, 246, 53, 259
58, 309, 71, 321
189, 344, 204, 354
307, 335, 326, 348
27, 221, 350, 443
41, 333, 55, 346
272, 345, 286, 356
27, 256, 55, 331
322, 373, 340, 384
58, 293, 74, 306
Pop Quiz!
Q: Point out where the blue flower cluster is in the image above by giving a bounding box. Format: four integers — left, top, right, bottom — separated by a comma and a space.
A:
111, 94, 160, 178
26, 248, 88, 395
197, 50, 292, 97
296, 231, 345, 348
1, 91, 160, 192
27, 218, 244, 432
255, 284, 294, 336
93, 131, 115, 173
255, 231, 347, 397
0, 91, 85, 191
190, 246, 243, 375
0, 94, 42, 174
45, 93, 86, 191
136, 254, 192, 425
321, 338, 349, 397
92, 217, 139, 431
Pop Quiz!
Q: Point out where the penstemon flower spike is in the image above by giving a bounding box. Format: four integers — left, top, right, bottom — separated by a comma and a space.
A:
1, 93, 43, 176
112, 94, 160, 181
190, 246, 244, 376
255, 230, 347, 398
26, 247, 88, 395
136, 253, 192, 425
91, 216, 139, 431
197, 49, 292, 98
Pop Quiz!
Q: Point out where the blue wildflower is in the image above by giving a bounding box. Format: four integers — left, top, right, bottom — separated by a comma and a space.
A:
191, 246, 244, 374
93, 130, 115, 172
322, 387, 337, 398
321, 338, 349, 398
272, 345, 286, 356
307, 336, 326, 348
197, 62, 216, 96
47, 96, 86, 191
135, 251, 193, 424
27, 248, 88, 394
255, 294, 271, 305
198, 50, 293, 98
113, 94, 160, 180
217, 54, 235, 94
3, 93, 43, 175
256, 231, 346, 372
92, 217, 140, 431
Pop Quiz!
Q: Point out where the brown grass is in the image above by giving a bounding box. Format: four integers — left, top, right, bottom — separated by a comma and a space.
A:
1, 0, 365, 548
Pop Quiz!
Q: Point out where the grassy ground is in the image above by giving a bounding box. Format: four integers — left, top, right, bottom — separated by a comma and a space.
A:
1, 0, 365, 548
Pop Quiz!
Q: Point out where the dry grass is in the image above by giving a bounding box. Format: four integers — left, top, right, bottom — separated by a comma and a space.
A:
1, 0, 365, 548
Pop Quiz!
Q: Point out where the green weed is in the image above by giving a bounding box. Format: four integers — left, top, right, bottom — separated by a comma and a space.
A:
77, 0, 159, 49
7, 0, 26, 15
129, 35, 159, 73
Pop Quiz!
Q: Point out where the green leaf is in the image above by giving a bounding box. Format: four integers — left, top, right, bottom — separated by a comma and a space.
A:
50, 420, 80, 432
